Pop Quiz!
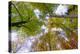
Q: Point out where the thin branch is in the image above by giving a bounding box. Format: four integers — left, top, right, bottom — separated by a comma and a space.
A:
11, 2, 23, 21
11, 21, 27, 26
49, 14, 78, 18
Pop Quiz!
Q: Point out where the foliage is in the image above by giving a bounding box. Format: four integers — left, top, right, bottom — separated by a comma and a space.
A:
9, 1, 78, 52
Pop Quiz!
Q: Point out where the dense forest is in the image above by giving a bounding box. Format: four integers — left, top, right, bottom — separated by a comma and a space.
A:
9, 1, 78, 53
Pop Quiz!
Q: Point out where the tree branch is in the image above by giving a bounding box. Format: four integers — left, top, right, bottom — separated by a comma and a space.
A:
11, 2, 23, 21
11, 21, 27, 27
50, 14, 78, 18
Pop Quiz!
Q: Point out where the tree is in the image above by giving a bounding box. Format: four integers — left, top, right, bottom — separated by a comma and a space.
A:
9, 1, 78, 52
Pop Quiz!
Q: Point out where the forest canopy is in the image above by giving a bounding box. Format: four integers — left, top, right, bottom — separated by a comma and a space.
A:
9, 1, 78, 53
